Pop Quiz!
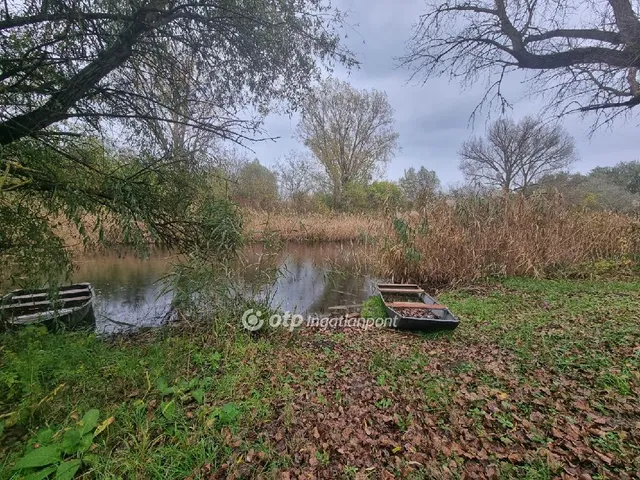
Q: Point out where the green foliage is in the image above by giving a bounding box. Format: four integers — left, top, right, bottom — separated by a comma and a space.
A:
399, 167, 441, 206
0, 138, 244, 286
12, 409, 110, 479
538, 161, 640, 213
208, 402, 241, 427
0, 319, 279, 477
592, 161, 640, 195
361, 295, 387, 320
341, 181, 404, 212
233, 160, 279, 209
368, 181, 403, 210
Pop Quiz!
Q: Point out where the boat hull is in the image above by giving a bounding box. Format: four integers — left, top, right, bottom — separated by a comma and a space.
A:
378, 284, 460, 332
383, 303, 459, 331
1, 283, 96, 331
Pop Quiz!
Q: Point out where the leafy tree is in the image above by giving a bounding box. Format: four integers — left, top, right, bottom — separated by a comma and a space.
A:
368, 181, 403, 211
574, 177, 640, 212
459, 117, 576, 193
402, 0, 640, 123
399, 167, 440, 206
539, 170, 640, 212
233, 160, 278, 210
0, 0, 354, 281
297, 78, 399, 206
0, 0, 354, 146
591, 161, 640, 194
342, 182, 370, 212
1, 138, 242, 286
340, 181, 403, 212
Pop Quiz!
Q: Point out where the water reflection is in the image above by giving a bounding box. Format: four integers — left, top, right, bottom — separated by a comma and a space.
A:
73, 250, 175, 334
72, 243, 376, 333
242, 243, 377, 313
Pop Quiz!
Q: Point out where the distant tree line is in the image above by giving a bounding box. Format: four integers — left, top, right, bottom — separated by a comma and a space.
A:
223, 110, 639, 215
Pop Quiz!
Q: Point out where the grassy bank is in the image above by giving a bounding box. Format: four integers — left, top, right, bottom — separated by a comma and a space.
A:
1, 277, 639, 479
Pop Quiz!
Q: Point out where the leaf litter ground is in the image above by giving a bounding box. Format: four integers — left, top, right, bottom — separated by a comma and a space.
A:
1, 277, 639, 479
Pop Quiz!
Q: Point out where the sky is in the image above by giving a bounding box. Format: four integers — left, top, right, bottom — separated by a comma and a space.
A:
250, 0, 639, 188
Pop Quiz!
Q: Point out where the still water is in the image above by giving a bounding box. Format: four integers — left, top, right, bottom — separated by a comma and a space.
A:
73, 243, 377, 334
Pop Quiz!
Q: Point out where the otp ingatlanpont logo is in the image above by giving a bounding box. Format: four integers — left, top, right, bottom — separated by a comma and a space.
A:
241, 309, 264, 331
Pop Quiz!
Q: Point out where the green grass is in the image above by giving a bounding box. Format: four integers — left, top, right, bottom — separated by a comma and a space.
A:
0, 324, 286, 479
1, 276, 639, 479
360, 294, 386, 320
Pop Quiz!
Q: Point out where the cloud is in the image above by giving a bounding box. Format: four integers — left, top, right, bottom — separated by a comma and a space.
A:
250, 0, 638, 185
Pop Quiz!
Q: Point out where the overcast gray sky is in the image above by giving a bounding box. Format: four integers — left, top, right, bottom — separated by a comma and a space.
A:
250, 0, 638, 188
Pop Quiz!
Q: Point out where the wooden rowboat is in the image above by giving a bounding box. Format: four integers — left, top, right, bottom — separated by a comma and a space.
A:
378, 283, 459, 332
1, 283, 95, 331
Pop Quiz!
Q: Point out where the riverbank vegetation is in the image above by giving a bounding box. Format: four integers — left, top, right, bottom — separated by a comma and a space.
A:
0, 0, 355, 287
381, 193, 640, 287
2, 276, 639, 478
1, 0, 640, 478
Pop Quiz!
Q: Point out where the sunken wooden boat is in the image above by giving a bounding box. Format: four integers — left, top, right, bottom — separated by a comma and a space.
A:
378, 283, 459, 332
1, 283, 95, 331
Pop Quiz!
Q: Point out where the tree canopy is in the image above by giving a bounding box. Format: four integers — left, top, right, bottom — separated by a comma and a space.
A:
297, 78, 399, 205
591, 161, 640, 194
0, 0, 355, 283
459, 117, 576, 192
274, 151, 322, 200
233, 160, 279, 209
0, 0, 354, 147
402, 0, 640, 124
399, 167, 441, 206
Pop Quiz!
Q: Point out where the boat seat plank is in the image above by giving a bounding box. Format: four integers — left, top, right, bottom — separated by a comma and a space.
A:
388, 302, 447, 310
377, 283, 421, 288
11, 288, 90, 302
379, 288, 425, 294
11, 292, 49, 301
1, 296, 91, 310
328, 304, 362, 311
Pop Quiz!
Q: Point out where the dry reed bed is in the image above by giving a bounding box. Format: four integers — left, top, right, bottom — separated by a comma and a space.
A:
381, 194, 640, 286
245, 210, 385, 243
53, 213, 150, 253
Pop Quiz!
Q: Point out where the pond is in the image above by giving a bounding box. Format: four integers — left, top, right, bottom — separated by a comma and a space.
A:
72, 243, 378, 333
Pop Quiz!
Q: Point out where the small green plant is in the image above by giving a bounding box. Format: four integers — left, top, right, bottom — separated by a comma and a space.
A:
315, 450, 330, 467
375, 398, 392, 409
361, 295, 387, 320
395, 413, 412, 432
12, 409, 113, 479
597, 371, 632, 395
313, 367, 328, 384
342, 465, 358, 479
496, 413, 515, 430
592, 432, 624, 455
191, 350, 222, 370
207, 402, 241, 427
156, 376, 213, 404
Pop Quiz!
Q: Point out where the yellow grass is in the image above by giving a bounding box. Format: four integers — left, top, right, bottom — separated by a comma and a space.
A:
380, 194, 640, 286
244, 209, 385, 243
52, 213, 149, 253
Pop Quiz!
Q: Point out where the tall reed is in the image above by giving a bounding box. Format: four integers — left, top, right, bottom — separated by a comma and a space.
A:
380, 193, 640, 286
245, 209, 385, 243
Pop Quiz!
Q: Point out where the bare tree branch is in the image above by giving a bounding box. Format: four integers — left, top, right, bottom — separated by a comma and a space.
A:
402, 0, 640, 124
459, 117, 577, 192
